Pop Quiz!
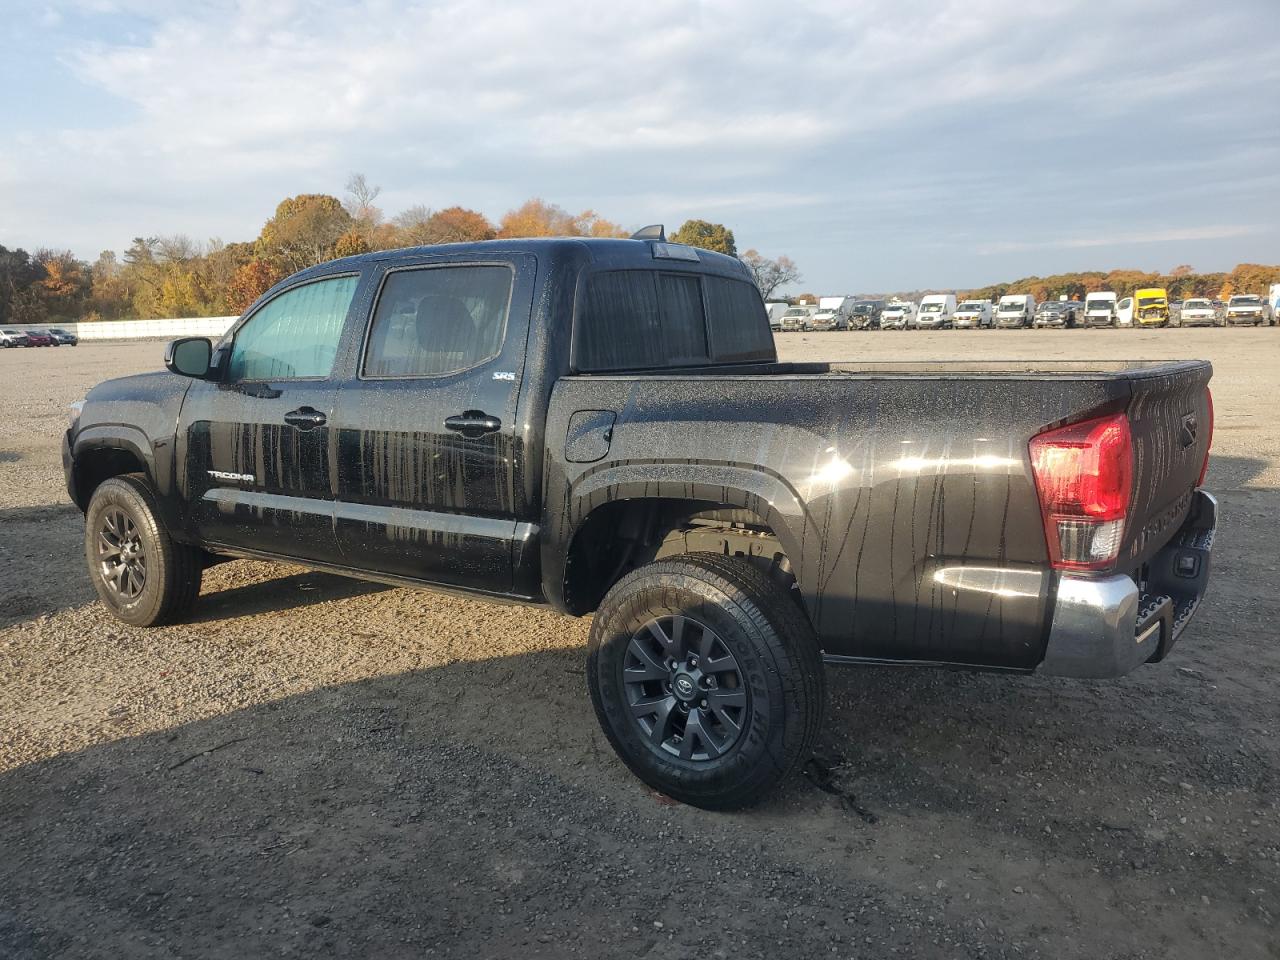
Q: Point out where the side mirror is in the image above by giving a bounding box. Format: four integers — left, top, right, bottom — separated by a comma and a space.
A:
165, 337, 212, 378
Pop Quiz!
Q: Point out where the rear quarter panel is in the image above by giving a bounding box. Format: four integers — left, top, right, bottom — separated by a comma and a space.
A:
544, 369, 1142, 668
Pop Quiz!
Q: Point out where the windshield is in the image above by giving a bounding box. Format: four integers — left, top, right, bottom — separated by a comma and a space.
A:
1137, 296, 1166, 307
1229, 296, 1261, 306
919, 303, 943, 313
1183, 300, 1210, 310
1086, 299, 1112, 309
783, 308, 807, 317
1036, 303, 1061, 314
998, 301, 1025, 312
851, 302, 879, 313
884, 306, 906, 314
957, 302, 984, 311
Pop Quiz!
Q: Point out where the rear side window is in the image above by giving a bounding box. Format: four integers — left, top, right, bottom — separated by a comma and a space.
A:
704, 276, 773, 361
575, 270, 772, 372
364, 265, 512, 377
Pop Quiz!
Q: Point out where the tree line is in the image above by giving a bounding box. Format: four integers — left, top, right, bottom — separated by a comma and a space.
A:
0, 174, 801, 325
959, 263, 1280, 304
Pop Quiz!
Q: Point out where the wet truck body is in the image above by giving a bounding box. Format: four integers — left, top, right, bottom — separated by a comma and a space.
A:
65, 234, 1216, 806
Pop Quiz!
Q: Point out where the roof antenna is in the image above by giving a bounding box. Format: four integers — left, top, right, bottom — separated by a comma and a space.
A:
630, 224, 665, 241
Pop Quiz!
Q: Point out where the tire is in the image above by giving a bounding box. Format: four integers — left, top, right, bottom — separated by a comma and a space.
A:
587, 553, 825, 810
84, 474, 203, 627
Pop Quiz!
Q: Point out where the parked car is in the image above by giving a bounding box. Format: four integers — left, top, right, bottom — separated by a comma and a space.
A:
1084, 292, 1118, 327
63, 233, 1218, 810
995, 294, 1036, 328
915, 293, 957, 329
779, 305, 816, 332
1178, 298, 1222, 327
1, 328, 30, 347
1032, 301, 1077, 328
23, 330, 55, 347
953, 300, 993, 329
1134, 288, 1172, 327
1225, 294, 1272, 326
879, 300, 917, 329
846, 299, 885, 330
46, 327, 80, 345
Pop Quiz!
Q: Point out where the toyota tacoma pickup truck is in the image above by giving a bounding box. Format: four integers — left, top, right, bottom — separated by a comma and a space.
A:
64, 231, 1217, 809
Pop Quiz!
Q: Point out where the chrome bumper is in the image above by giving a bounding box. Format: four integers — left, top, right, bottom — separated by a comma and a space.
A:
1039, 491, 1217, 678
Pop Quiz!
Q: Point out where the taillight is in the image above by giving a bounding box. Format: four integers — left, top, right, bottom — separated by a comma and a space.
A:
1029, 412, 1133, 570
1197, 388, 1213, 487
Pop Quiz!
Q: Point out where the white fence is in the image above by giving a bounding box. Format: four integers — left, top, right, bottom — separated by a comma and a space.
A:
19, 317, 238, 341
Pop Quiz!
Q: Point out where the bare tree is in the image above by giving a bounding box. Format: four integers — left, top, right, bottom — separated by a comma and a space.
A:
740, 249, 802, 300
344, 173, 383, 225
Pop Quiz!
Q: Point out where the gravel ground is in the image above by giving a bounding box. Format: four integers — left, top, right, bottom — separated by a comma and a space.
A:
1, 330, 1277, 959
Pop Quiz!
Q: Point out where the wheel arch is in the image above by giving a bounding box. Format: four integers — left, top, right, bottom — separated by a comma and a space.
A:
70, 427, 155, 511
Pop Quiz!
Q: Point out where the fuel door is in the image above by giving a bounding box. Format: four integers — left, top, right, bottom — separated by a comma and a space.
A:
565, 410, 616, 463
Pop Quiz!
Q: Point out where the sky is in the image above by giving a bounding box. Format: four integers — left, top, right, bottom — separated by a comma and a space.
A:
1, 0, 1278, 293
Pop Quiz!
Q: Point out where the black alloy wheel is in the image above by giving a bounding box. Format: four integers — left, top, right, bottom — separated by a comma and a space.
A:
622, 614, 749, 762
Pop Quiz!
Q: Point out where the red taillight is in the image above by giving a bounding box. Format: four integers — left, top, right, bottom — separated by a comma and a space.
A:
1197, 388, 1213, 487
1029, 412, 1133, 570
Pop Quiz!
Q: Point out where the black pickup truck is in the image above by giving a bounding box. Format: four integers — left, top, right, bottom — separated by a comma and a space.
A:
64, 232, 1217, 808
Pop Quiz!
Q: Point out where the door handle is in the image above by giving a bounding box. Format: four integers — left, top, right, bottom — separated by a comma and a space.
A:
283, 406, 327, 430
444, 410, 502, 438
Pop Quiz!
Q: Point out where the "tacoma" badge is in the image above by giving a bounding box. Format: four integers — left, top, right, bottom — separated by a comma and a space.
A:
208, 470, 255, 483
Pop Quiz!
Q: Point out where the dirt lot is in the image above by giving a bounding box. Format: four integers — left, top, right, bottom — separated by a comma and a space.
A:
1, 330, 1277, 959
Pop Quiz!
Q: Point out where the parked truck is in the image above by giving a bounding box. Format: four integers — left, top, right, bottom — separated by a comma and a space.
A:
1134, 287, 1172, 327
63, 231, 1218, 809
811, 296, 852, 331
879, 300, 917, 329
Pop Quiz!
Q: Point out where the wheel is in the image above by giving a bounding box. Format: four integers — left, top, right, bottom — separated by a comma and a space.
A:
586, 553, 825, 810
84, 474, 203, 627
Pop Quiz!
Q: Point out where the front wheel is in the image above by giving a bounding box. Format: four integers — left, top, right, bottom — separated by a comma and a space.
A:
587, 554, 825, 810
85, 474, 203, 627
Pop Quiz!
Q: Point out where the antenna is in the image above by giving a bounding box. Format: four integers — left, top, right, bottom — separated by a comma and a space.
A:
630, 224, 666, 241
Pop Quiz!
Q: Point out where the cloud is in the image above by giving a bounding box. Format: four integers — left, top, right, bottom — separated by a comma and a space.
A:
2, 0, 1278, 289
977, 225, 1268, 256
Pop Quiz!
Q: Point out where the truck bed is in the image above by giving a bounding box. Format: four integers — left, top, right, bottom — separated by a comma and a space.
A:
545, 358, 1212, 669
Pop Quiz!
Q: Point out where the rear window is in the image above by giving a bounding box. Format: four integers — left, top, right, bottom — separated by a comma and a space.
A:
574, 270, 772, 372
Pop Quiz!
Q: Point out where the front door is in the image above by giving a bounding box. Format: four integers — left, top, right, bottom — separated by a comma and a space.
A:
330, 255, 535, 593
178, 273, 362, 563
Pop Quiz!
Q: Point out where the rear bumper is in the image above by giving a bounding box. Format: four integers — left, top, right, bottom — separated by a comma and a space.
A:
1038, 491, 1217, 678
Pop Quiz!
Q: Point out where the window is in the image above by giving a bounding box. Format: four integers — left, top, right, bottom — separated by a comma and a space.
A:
227, 275, 357, 380
364, 265, 512, 377
704, 276, 774, 362
575, 270, 773, 372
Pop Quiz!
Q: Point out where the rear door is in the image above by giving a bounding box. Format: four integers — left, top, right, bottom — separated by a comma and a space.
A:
177, 272, 363, 563
329, 254, 536, 592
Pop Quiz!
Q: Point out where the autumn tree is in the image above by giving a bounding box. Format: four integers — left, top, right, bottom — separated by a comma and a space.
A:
257, 194, 354, 272
571, 210, 628, 238
498, 198, 579, 238
740, 249, 802, 299
670, 220, 736, 256
227, 259, 284, 314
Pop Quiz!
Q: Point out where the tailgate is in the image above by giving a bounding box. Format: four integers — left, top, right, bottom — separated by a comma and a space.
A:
1122, 361, 1213, 571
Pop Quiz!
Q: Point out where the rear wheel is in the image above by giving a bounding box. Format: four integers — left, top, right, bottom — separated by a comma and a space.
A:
85, 475, 203, 627
587, 554, 824, 810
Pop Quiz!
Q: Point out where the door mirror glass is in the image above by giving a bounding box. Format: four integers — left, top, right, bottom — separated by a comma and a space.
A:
165, 337, 212, 378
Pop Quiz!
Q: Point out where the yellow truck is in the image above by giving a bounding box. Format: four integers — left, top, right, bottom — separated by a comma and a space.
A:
1134, 287, 1172, 327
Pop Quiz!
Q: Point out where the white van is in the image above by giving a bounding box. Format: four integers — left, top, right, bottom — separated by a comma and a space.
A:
779, 305, 817, 332
1084, 292, 1118, 327
764, 300, 791, 331
880, 300, 917, 330
953, 300, 993, 329
1115, 296, 1134, 326
995, 294, 1036, 328
915, 293, 957, 329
